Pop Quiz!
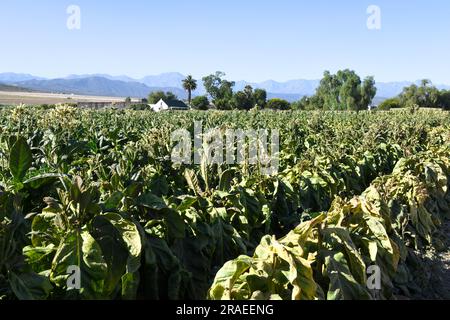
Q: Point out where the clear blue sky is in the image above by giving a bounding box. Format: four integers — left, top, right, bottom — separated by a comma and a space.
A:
1, 0, 449, 84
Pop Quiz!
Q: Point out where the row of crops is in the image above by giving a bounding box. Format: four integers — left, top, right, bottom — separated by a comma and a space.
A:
0, 105, 449, 300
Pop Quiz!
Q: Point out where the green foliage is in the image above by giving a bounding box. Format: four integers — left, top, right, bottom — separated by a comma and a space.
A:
182, 75, 198, 105
221, 86, 268, 110
399, 80, 439, 109
0, 106, 449, 300
291, 99, 306, 110
231, 90, 254, 110
210, 147, 450, 300
266, 98, 291, 110
214, 98, 232, 110
253, 89, 267, 108
378, 98, 402, 110
384, 81, 450, 111
9, 137, 32, 182
437, 90, 450, 110
130, 104, 150, 111
307, 70, 377, 111
202, 72, 235, 109
148, 91, 178, 104
191, 96, 210, 110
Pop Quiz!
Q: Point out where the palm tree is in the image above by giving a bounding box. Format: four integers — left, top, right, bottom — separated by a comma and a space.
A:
182, 75, 197, 106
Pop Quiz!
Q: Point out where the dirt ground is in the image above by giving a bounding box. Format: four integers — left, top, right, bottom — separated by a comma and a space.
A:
0, 91, 131, 106
430, 219, 450, 299
409, 218, 450, 299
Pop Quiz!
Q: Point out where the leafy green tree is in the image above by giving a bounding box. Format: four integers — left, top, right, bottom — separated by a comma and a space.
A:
360, 77, 377, 110
202, 71, 225, 100
304, 95, 325, 110
253, 89, 267, 108
266, 98, 291, 110
244, 85, 253, 99
214, 98, 232, 110
316, 71, 341, 110
313, 70, 377, 111
338, 72, 361, 110
125, 97, 132, 103
231, 91, 253, 110
378, 98, 402, 110
291, 97, 309, 110
400, 80, 439, 108
229, 86, 270, 110
148, 91, 178, 104
182, 75, 198, 106
219, 81, 235, 101
202, 72, 235, 109
191, 95, 210, 110
437, 90, 450, 110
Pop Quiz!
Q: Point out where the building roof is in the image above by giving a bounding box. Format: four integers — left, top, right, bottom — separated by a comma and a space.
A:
165, 99, 189, 109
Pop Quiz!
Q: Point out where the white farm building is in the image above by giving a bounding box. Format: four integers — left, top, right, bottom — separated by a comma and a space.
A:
150, 99, 189, 112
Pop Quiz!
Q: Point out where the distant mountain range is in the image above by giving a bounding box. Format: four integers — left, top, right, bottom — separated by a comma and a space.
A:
1, 72, 449, 102
0, 83, 37, 92
0, 73, 47, 83
10, 77, 185, 99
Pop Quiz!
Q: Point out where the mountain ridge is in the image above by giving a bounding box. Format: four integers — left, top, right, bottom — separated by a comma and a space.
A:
9, 77, 186, 99
1, 72, 449, 102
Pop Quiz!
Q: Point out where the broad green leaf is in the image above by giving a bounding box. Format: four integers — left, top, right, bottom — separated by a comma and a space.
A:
90, 215, 129, 297
324, 252, 372, 300
30, 212, 61, 247
9, 272, 53, 300
97, 213, 142, 299
23, 244, 56, 272
163, 208, 185, 239
208, 255, 252, 300
23, 173, 62, 190
104, 191, 124, 210
184, 169, 203, 196
176, 195, 197, 212
137, 193, 168, 210
322, 227, 367, 284
219, 169, 235, 191
9, 136, 32, 181
50, 230, 108, 299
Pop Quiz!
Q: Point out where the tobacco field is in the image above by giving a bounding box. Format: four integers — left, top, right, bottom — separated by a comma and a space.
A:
0, 105, 449, 300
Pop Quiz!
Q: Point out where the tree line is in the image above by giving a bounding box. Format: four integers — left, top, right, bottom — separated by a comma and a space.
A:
142, 70, 449, 111
378, 79, 450, 111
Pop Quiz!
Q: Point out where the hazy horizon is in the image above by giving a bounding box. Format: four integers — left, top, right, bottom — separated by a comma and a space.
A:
2, 71, 450, 87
